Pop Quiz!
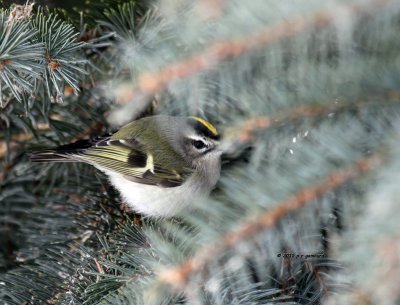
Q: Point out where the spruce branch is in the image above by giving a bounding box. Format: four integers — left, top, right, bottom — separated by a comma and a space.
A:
5, 2, 34, 26
0, 2, 90, 114
0, 7, 43, 105
222, 98, 400, 154
108, 0, 396, 125
101, 1, 144, 40
322, 142, 400, 305
157, 152, 382, 292
32, 8, 88, 103
0, 123, 50, 159
0, 120, 103, 163
0, 133, 32, 165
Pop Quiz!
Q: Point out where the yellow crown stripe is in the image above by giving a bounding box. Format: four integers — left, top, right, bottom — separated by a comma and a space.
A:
191, 117, 218, 136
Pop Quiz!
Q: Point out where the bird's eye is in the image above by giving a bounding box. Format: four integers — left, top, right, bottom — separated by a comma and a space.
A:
192, 140, 207, 150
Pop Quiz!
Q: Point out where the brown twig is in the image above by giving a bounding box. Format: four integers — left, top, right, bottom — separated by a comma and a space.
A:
222, 95, 400, 152
69, 122, 104, 143
325, 236, 400, 305
0, 121, 104, 159
158, 153, 382, 290
115, 0, 393, 104
0, 133, 33, 159
0, 59, 12, 72
94, 258, 105, 274
5, 2, 34, 28
220, 103, 346, 153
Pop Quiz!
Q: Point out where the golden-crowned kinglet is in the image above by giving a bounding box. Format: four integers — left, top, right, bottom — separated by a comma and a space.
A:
29, 116, 222, 217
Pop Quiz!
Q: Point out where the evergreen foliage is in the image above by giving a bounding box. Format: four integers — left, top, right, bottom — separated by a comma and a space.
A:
1, 0, 400, 304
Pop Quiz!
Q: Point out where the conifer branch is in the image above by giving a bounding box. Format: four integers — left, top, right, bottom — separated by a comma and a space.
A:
0, 121, 103, 160
0, 132, 34, 159
113, 0, 393, 104
157, 152, 382, 291
0, 6, 43, 105
351, 236, 400, 304
5, 2, 34, 26
32, 8, 88, 103
222, 99, 400, 152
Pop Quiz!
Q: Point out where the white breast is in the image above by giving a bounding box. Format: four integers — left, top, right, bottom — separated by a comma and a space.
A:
104, 171, 214, 217
99, 151, 222, 217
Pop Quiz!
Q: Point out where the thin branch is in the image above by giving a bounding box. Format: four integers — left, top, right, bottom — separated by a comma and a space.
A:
68, 121, 104, 143
115, 0, 393, 104
223, 104, 332, 146
352, 236, 400, 304
0, 121, 103, 159
6, 2, 34, 27
157, 153, 382, 290
0, 133, 33, 159
221, 99, 400, 153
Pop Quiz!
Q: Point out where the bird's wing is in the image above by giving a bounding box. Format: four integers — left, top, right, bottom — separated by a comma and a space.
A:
30, 136, 190, 188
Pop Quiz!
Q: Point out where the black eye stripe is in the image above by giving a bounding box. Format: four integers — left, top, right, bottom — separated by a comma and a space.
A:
192, 140, 207, 149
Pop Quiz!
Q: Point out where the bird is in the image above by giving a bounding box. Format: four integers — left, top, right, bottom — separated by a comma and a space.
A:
29, 115, 222, 217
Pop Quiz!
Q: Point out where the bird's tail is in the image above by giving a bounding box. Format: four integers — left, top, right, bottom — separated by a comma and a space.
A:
28, 139, 93, 162
28, 150, 76, 162
28, 136, 101, 162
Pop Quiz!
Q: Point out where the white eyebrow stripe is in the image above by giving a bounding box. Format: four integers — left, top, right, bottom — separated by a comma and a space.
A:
187, 135, 207, 141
